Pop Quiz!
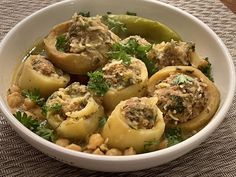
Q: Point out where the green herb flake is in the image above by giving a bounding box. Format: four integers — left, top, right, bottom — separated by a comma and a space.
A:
22, 89, 45, 107
42, 103, 62, 117
14, 111, 55, 142
165, 127, 183, 147
199, 57, 214, 82
87, 71, 109, 96
121, 39, 155, 75
136, 45, 152, 58
109, 50, 131, 65
78, 11, 90, 17
172, 74, 193, 85
14, 111, 40, 131
139, 55, 157, 76
143, 139, 159, 153
168, 95, 185, 114
49, 103, 62, 113
41, 104, 48, 117
55, 34, 70, 52
101, 15, 127, 35
98, 116, 107, 129
126, 11, 137, 16
36, 127, 55, 141
109, 39, 157, 75
36, 121, 56, 141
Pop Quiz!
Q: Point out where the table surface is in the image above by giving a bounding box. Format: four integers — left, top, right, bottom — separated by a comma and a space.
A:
0, 0, 236, 176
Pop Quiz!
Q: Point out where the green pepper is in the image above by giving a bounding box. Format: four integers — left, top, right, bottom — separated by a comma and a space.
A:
109, 15, 182, 43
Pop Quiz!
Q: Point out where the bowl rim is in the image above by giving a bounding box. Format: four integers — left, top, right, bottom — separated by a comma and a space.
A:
0, 0, 235, 163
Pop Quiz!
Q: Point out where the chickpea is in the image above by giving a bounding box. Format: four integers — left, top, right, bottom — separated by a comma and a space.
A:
106, 148, 122, 156
87, 133, 104, 150
23, 98, 36, 110
66, 144, 82, 151
7, 92, 23, 108
31, 107, 44, 119
124, 147, 136, 155
99, 144, 109, 152
93, 148, 104, 155
83, 149, 93, 154
56, 138, 70, 147
8, 85, 21, 93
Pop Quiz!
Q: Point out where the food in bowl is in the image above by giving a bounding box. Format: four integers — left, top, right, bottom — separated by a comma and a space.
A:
6, 12, 220, 155
147, 66, 220, 132
44, 14, 120, 74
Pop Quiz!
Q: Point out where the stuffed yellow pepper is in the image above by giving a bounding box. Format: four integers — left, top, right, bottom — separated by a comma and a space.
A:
148, 66, 220, 132
102, 58, 148, 112
147, 40, 208, 70
102, 97, 165, 153
44, 13, 120, 74
46, 82, 104, 140
18, 55, 70, 97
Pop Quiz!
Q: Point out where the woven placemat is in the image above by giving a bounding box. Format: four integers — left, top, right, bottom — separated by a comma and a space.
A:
0, 0, 236, 176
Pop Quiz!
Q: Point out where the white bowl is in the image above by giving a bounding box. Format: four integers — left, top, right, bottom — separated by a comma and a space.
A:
0, 0, 235, 172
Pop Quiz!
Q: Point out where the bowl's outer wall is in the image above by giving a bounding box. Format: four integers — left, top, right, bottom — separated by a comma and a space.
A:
0, 0, 235, 172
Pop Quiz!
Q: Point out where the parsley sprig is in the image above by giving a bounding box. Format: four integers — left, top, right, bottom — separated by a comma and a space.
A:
172, 74, 193, 85
14, 111, 55, 141
199, 57, 213, 81
110, 39, 157, 75
14, 111, 39, 130
143, 139, 159, 153
49, 103, 62, 112
101, 15, 127, 35
22, 89, 45, 107
109, 42, 132, 65
42, 103, 62, 117
168, 95, 185, 114
56, 34, 70, 52
165, 127, 183, 147
87, 71, 109, 96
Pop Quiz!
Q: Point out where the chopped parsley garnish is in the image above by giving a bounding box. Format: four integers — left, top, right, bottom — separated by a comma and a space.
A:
168, 95, 185, 114
98, 116, 107, 129
101, 15, 127, 35
165, 127, 183, 147
55, 34, 70, 52
14, 111, 39, 130
109, 39, 157, 75
109, 42, 132, 65
139, 55, 157, 76
131, 40, 157, 75
42, 103, 62, 117
14, 111, 55, 141
49, 103, 62, 113
87, 71, 109, 96
199, 57, 213, 81
41, 104, 48, 117
172, 74, 193, 85
22, 89, 45, 107
78, 11, 90, 17
143, 139, 159, 153
35, 126, 55, 141
126, 11, 137, 16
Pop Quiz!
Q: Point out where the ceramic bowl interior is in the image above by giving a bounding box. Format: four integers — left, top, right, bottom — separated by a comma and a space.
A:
0, 0, 235, 172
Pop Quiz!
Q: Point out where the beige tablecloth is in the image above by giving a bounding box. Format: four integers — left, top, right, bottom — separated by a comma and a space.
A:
0, 0, 236, 176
